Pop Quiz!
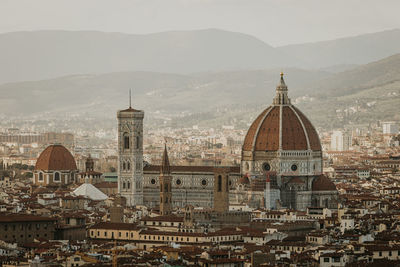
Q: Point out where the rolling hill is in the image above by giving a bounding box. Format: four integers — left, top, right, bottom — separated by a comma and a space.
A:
0, 29, 294, 84
278, 29, 400, 68
1, 28, 400, 85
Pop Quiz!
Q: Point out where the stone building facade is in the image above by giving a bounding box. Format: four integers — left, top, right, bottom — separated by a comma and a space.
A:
116, 74, 337, 210
0, 214, 56, 245
142, 165, 240, 208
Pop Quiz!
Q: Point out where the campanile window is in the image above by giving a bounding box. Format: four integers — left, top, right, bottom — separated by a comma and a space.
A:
124, 133, 130, 149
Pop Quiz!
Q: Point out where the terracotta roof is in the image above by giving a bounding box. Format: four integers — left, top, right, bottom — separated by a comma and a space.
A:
288, 177, 305, 184
89, 222, 139, 230
141, 215, 184, 222
35, 144, 77, 171
243, 105, 321, 152
0, 213, 56, 223
312, 175, 337, 191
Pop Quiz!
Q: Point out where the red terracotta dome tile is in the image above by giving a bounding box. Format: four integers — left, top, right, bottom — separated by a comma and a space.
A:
35, 144, 77, 171
312, 175, 336, 191
242, 75, 321, 152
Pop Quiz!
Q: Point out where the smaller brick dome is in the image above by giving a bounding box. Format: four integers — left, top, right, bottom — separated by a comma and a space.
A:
312, 175, 336, 191
35, 144, 77, 171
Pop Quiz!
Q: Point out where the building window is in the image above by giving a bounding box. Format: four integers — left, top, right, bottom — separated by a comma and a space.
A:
54, 172, 60, 182
39, 172, 44, 181
123, 182, 126, 189
263, 162, 271, 171
124, 134, 130, 149
164, 183, 168, 192
218, 175, 222, 192
127, 182, 130, 189
201, 179, 207, 186
176, 179, 181, 186
136, 136, 139, 149
151, 179, 156, 185
291, 164, 298, 171
127, 162, 130, 170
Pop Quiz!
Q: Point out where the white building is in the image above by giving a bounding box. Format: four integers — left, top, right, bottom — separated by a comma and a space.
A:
331, 131, 352, 151
382, 121, 399, 134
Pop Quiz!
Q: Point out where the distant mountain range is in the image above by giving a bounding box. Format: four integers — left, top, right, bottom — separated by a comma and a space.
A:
278, 29, 400, 68
0, 68, 329, 117
0, 53, 399, 130
1, 28, 400, 84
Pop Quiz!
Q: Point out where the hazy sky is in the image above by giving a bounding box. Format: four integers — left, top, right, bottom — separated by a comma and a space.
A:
1, 0, 399, 46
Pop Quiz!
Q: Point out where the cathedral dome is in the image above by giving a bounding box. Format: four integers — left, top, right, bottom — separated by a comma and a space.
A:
35, 144, 77, 171
312, 175, 336, 191
242, 74, 321, 152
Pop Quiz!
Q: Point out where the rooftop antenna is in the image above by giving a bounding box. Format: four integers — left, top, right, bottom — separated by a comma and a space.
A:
129, 89, 132, 108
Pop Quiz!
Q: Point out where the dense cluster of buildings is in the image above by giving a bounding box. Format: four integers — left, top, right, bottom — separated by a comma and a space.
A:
0, 74, 398, 266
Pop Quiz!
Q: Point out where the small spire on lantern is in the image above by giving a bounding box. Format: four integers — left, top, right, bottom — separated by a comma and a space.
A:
273, 72, 290, 105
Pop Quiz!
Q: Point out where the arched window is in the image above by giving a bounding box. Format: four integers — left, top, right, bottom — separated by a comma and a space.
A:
54, 172, 60, 182
164, 183, 168, 192
123, 162, 126, 170
136, 136, 140, 149
165, 197, 168, 203
127, 162, 130, 170
123, 133, 130, 149
160, 183, 163, 192
218, 175, 222, 192
39, 172, 44, 181
123, 182, 126, 189
127, 182, 130, 189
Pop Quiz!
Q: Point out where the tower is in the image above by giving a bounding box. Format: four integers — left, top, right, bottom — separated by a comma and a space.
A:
159, 144, 172, 215
213, 168, 229, 213
117, 101, 144, 206
85, 154, 94, 172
